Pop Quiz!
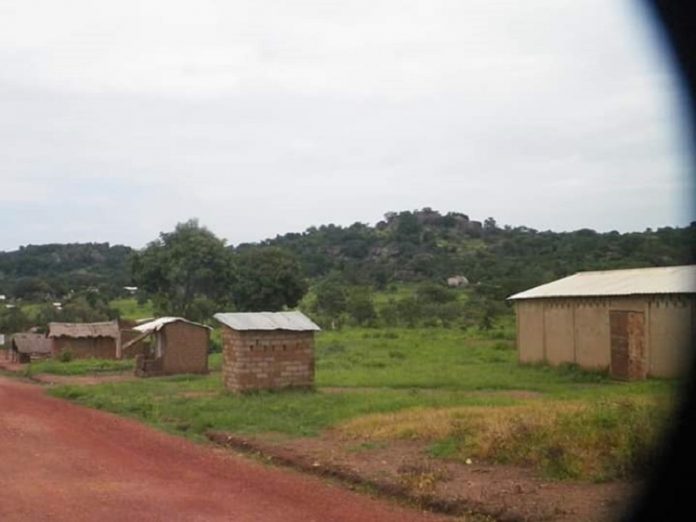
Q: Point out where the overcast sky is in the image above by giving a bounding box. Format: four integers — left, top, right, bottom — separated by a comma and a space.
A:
0, 0, 693, 251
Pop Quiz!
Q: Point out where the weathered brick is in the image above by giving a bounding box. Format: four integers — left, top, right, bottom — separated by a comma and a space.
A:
221, 326, 315, 393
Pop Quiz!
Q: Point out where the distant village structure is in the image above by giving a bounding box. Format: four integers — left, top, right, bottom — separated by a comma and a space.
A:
509, 265, 696, 379
214, 311, 320, 392
123, 317, 210, 377
447, 275, 469, 288
9, 333, 52, 363
48, 320, 121, 359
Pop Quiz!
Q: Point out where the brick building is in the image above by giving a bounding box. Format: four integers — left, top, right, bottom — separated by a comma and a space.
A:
122, 317, 210, 377
48, 320, 120, 359
214, 311, 320, 392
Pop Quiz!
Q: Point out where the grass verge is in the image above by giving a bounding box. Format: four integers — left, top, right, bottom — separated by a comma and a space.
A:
26, 358, 134, 376
339, 397, 671, 481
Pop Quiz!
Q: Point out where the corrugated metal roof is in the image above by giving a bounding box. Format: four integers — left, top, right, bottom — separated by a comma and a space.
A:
48, 320, 120, 339
508, 265, 696, 300
213, 311, 321, 332
11, 333, 52, 354
134, 317, 211, 333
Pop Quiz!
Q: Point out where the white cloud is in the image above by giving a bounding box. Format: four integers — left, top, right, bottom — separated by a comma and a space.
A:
0, 0, 692, 250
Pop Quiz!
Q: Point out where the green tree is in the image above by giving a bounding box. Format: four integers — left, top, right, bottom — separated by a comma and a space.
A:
0, 307, 31, 334
132, 219, 236, 321
233, 247, 308, 312
315, 279, 348, 318
415, 282, 456, 304
60, 294, 119, 323
346, 287, 377, 326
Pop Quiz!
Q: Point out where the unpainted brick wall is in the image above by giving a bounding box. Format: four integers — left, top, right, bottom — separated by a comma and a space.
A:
221, 327, 315, 392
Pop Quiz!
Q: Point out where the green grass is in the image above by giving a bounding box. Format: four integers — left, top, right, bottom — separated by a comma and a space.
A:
344, 397, 669, 482
49, 375, 520, 439
46, 326, 678, 481
26, 358, 134, 376
110, 298, 154, 321
208, 352, 223, 371
314, 327, 631, 395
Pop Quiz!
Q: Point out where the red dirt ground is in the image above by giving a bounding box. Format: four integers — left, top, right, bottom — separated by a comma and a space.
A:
0, 376, 449, 522
209, 432, 637, 522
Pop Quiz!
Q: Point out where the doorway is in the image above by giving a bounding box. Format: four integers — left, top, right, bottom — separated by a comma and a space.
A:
609, 310, 646, 380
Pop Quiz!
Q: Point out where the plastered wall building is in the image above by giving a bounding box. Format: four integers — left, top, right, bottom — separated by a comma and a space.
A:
508, 265, 696, 379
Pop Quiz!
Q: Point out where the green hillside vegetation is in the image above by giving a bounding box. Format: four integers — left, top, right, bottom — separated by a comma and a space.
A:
0, 242, 133, 300
1, 209, 694, 332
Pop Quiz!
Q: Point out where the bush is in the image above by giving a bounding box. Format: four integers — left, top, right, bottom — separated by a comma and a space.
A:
209, 335, 222, 353
59, 350, 74, 363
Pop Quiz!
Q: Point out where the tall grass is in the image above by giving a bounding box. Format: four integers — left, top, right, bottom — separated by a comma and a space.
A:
338, 397, 671, 481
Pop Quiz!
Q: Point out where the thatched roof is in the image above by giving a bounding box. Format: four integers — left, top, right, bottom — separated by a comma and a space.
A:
11, 333, 52, 354
48, 320, 120, 339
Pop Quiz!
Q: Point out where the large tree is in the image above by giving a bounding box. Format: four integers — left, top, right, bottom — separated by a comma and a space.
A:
132, 220, 236, 321
232, 247, 308, 312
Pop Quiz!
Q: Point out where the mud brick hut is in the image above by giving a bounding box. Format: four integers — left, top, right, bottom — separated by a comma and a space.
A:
9, 333, 52, 363
122, 317, 210, 377
48, 320, 120, 359
508, 265, 696, 380
213, 311, 321, 392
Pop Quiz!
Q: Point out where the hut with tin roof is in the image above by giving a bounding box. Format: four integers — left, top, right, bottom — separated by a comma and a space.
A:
508, 265, 696, 380
122, 317, 210, 377
214, 311, 320, 392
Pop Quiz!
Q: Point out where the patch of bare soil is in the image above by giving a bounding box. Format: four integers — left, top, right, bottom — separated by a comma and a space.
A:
0, 377, 445, 522
207, 431, 638, 522
30, 373, 138, 385
0, 360, 26, 373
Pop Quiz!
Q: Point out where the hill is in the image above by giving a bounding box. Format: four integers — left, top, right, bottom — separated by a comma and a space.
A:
1, 209, 694, 305
0, 243, 133, 300
243, 209, 696, 301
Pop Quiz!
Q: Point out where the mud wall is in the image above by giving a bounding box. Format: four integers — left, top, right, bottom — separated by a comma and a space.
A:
160, 322, 209, 375
52, 337, 118, 359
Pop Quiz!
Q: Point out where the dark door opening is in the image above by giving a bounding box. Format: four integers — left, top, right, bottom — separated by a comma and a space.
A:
610, 310, 646, 380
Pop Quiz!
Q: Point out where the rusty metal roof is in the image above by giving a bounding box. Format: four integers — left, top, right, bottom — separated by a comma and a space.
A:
134, 317, 211, 333
508, 265, 696, 300
48, 320, 120, 339
213, 311, 321, 332
11, 333, 52, 354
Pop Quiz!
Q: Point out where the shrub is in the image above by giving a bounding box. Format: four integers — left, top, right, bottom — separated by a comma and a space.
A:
59, 350, 74, 363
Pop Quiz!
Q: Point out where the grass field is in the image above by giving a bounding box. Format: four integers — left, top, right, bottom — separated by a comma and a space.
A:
47, 325, 677, 481
25, 358, 134, 376
110, 298, 154, 320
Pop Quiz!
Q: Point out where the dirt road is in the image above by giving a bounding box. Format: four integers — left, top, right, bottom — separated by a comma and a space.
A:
0, 377, 446, 522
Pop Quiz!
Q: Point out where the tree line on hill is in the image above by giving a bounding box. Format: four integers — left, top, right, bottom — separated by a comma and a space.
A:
1, 209, 694, 332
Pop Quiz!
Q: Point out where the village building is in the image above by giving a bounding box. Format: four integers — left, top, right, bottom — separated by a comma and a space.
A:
48, 320, 121, 359
9, 333, 52, 363
122, 317, 210, 377
508, 265, 696, 379
214, 311, 320, 392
